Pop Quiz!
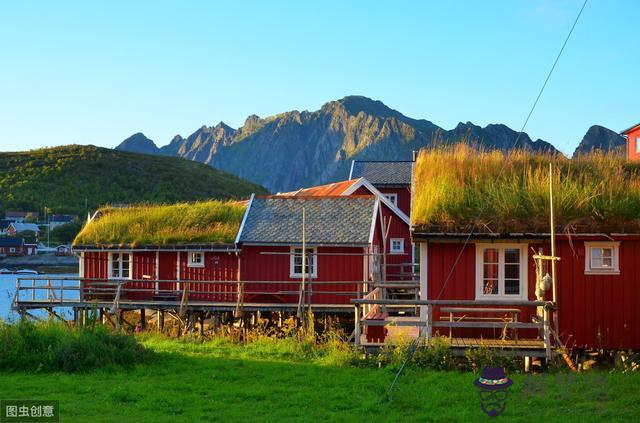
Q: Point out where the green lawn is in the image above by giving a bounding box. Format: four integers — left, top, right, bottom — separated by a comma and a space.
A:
0, 337, 638, 422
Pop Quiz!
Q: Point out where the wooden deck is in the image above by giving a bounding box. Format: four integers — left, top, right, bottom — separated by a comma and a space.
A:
13, 298, 354, 313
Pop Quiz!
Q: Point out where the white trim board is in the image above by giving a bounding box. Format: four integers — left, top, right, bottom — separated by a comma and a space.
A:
342, 178, 410, 225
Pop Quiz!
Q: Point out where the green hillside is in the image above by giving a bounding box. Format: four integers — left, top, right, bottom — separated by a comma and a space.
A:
0, 145, 268, 217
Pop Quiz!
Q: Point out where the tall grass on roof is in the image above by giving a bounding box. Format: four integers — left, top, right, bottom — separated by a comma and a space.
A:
74, 200, 246, 246
412, 144, 640, 233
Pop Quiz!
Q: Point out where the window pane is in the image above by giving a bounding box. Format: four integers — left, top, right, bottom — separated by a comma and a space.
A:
504, 279, 520, 295
505, 248, 519, 264
601, 248, 612, 258
591, 257, 603, 268
483, 263, 498, 279
483, 248, 498, 263
591, 248, 602, 259
483, 279, 498, 295
504, 263, 519, 279
602, 257, 612, 268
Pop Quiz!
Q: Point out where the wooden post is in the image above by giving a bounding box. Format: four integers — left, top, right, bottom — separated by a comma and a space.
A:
543, 307, 551, 362
73, 307, 79, 327
158, 310, 165, 332
199, 312, 205, 336
426, 304, 432, 343
549, 163, 557, 305
140, 308, 146, 331
115, 309, 122, 332
354, 304, 361, 347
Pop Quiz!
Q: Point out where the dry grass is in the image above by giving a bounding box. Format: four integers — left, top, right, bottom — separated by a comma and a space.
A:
412, 144, 640, 233
73, 200, 246, 246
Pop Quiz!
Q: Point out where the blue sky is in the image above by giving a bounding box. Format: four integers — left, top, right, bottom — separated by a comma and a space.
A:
0, 0, 637, 155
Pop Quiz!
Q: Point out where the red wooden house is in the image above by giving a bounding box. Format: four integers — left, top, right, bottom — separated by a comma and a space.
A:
72, 195, 394, 313
622, 122, 640, 161
408, 146, 640, 351
278, 177, 413, 281
236, 195, 383, 310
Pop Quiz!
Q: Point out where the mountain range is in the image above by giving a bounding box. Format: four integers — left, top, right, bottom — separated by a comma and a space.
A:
115, 96, 627, 193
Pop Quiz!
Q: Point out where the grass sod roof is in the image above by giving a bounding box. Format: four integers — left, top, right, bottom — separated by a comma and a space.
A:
411, 144, 640, 234
73, 200, 246, 247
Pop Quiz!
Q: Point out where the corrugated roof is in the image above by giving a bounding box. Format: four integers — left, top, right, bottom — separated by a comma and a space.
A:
238, 196, 376, 245
350, 161, 413, 185
278, 180, 359, 197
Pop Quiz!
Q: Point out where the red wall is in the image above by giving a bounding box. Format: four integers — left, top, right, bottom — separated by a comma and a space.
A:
424, 239, 640, 349
240, 245, 365, 305
376, 186, 411, 217
82, 251, 239, 303
626, 127, 640, 161
351, 186, 413, 280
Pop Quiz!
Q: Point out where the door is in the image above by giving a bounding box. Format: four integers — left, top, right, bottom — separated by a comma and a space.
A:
157, 252, 179, 299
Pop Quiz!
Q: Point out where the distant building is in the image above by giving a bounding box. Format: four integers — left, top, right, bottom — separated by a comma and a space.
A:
49, 214, 78, 230
55, 245, 72, 256
5, 211, 37, 223
0, 237, 36, 256
0, 219, 11, 235
7, 222, 41, 239
621, 122, 640, 161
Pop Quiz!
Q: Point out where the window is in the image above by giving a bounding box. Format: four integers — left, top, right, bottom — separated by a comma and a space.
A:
290, 247, 317, 278
584, 242, 620, 274
188, 251, 205, 268
109, 252, 131, 279
9, 248, 15, 253
636, 137, 640, 154
383, 193, 398, 207
475, 244, 527, 300
390, 238, 404, 254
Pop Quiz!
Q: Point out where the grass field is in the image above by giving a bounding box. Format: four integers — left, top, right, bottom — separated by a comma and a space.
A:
1, 336, 638, 422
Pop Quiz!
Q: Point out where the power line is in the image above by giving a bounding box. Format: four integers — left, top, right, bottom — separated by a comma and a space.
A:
513, 0, 589, 149
386, 0, 589, 399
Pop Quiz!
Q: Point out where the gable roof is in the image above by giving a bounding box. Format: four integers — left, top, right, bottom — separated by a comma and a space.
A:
9, 223, 40, 233
0, 237, 24, 247
277, 178, 410, 225
621, 122, 640, 135
237, 196, 378, 246
349, 161, 413, 186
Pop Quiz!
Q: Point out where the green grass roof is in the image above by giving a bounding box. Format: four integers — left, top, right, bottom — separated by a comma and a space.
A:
412, 144, 640, 234
73, 200, 246, 246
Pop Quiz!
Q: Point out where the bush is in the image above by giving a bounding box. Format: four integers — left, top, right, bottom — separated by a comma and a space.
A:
0, 319, 152, 372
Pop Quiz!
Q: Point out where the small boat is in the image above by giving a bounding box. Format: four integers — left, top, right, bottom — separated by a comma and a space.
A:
0, 268, 13, 274
14, 269, 39, 275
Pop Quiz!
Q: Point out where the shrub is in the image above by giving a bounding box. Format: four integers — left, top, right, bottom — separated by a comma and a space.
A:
0, 319, 152, 372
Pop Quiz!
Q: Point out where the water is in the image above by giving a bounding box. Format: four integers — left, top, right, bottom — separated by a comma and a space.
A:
0, 273, 77, 321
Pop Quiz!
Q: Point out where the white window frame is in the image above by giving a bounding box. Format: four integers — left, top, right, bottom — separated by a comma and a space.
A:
584, 241, 620, 275
475, 243, 528, 301
108, 252, 132, 280
383, 193, 398, 207
636, 137, 640, 154
390, 238, 405, 254
187, 251, 205, 268
9, 247, 15, 253
290, 247, 317, 278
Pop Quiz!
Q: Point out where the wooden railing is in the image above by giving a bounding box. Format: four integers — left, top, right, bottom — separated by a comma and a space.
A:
352, 298, 556, 359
